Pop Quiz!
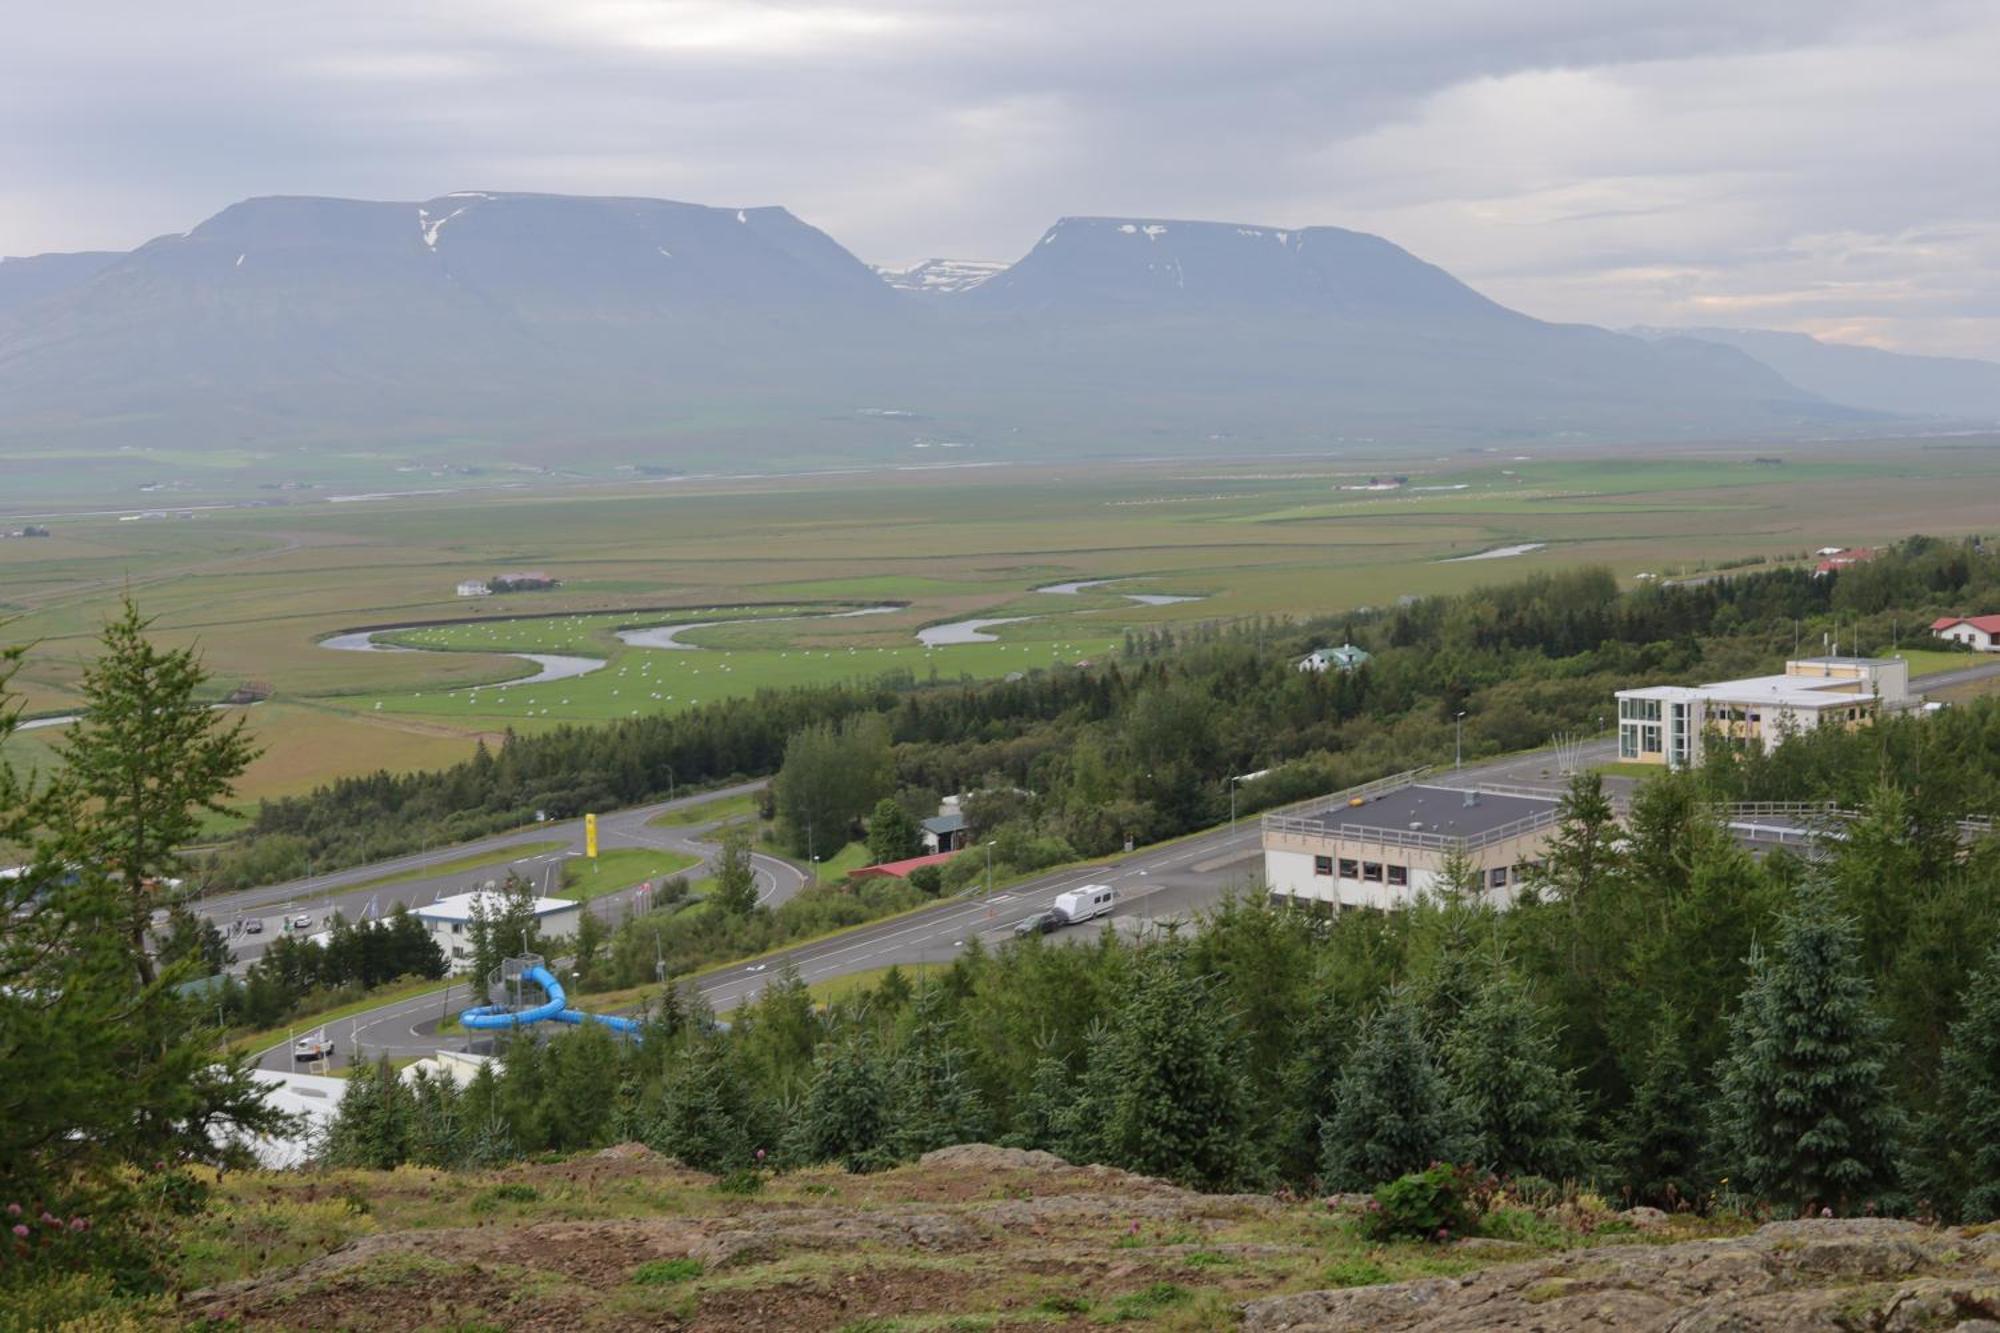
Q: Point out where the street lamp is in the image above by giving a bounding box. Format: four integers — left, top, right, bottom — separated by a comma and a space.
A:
665, 764, 675, 802
984, 840, 995, 895
1455, 711, 1467, 770
1229, 775, 1243, 833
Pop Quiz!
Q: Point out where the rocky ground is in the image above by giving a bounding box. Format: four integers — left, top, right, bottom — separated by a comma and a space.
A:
168, 1147, 2000, 1331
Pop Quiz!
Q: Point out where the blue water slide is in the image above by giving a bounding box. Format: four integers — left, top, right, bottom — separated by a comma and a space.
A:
458, 962, 647, 1036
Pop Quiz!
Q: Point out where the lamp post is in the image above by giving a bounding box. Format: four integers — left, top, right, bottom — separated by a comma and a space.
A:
665, 764, 675, 802
1455, 711, 1467, 770
984, 840, 995, 895
1229, 775, 1242, 834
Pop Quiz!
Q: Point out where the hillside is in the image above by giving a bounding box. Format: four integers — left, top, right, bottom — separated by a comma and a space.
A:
0, 194, 1868, 461
1634, 324, 2000, 421
105, 1145, 1996, 1331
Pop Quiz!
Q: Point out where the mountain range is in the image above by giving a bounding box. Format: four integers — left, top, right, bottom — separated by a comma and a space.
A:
0, 191, 1991, 463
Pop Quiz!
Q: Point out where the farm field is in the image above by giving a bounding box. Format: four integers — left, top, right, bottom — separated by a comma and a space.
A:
5, 437, 2000, 808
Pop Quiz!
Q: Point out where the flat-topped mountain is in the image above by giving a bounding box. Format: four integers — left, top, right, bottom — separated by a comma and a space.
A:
0, 193, 1900, 458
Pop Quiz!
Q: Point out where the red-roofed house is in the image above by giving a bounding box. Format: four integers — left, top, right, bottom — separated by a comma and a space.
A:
850, 851, 960, 881
1814, 548, 1876, 577
1931, 614, 2000, 653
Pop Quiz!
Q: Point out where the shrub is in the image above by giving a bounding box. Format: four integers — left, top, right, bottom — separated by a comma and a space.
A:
712, 1168, 765, 1196
630, 1257, 703, 1285
1363, 1163, 1487, 1243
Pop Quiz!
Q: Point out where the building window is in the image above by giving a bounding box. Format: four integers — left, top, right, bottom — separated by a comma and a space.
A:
450, 922, 463, 935
1642, 726, 1662, 754
1386, 864, 1408, 887
1619, 726, 1638, 759
1488, 866, 1508, 890
1363, 861, 1383, 882
1313, 855, 1333, 876
1338, 858, 1359, 879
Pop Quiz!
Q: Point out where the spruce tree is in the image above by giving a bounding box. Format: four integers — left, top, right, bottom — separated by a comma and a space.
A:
1616, 1006, 1706, 1208
1712, 881, 1903, 1215
1321, 994, 1463, 1190
1909, 938, 2000, 1221
887, 990, 990, 1158
1009, 1053, 1076, 1154
1096, 945, 1256, 1190
867, 797, 921, 865
1444, 967, 1589, 1181
710, 822, 760, 916
783, 1031, 892, 1171
645, 1037, 756, 1171
324, 1056, 415, 1168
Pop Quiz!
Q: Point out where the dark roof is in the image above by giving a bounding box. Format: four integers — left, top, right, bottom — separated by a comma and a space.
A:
922, 812, 967, 835
1293, 783, 1558, 842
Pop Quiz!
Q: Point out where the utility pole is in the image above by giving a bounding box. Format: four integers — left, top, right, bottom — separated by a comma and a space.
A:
1455, 711, 1467, 770
984, 840, 995, 895
1229, 775, 1242, 833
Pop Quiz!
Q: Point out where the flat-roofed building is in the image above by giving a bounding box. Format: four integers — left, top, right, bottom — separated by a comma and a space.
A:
1615, 655, 1911, 772
415, 891, 581, 972
1263, 780, 1562, 910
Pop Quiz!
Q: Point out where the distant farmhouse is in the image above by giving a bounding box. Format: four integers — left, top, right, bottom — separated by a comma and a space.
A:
1297, 644, 1371, 673
456, 580, 491, 597
1814, 547, 1876, 577
2, 524, 51, 539
1932, 614, 2000, 653
490, 571, 560, 593
1615, 655, 1911, 771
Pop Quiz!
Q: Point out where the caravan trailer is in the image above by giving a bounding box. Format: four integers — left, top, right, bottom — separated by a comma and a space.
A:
1051, 884, 1117, 924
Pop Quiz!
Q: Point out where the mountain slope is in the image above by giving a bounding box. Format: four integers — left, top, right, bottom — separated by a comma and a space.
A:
0, 251, 122, 316
1632, 325, 2000, 421
0, 196, 1867, 458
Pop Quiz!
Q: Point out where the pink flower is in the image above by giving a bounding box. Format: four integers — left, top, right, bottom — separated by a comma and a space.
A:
11, 1224, 27, 1239
1820, 1207, 1833, 1218
4, 1203, 18, 1217
68, 1217, 86, 1232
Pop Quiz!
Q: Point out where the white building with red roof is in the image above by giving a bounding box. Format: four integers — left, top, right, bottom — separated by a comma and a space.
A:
1931, 614, 2000, 652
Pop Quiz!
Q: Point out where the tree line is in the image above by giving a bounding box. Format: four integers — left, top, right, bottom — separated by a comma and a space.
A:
331, 747, 2000, 1221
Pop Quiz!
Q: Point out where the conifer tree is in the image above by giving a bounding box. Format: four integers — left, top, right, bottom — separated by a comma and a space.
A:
406, 1065, 468, 1168
1444, 967, 1589, 1181
710, 822, 760, 916
58, 599, 259, 986
867, 797, 921, 865
324, 1055, 415, 1168
1094, 945, 1256, 1190
1009, 1052, 1075, 1153
645, 1037, 756, 1171
1321, 994, 1463, 1190
888, 990, 990, 1158
1908, 939, 2000, 1221
1616, 1006, 1706, 1208
783, 1031, 892, 1171
1712, 881, 1904, 1214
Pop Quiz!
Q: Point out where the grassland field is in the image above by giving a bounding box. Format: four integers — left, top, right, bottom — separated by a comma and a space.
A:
6, 438, 2000, 811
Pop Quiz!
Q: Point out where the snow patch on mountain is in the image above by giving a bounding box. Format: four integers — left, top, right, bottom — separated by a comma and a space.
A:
874, 258, 1006, 295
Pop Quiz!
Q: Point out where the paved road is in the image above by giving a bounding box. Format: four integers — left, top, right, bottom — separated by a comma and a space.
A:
218, 781, 803, 973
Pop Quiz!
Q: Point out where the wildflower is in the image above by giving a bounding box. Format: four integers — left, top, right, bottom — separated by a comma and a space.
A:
10, 1224, 26, 1239
68, 1218, 86, 1232
1820, 1206, 1833, 1218
3, 1203, 17, 1217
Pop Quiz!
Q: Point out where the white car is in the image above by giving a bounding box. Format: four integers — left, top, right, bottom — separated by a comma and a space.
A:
292, 1034, 335, 1060
291, 913, 313, 930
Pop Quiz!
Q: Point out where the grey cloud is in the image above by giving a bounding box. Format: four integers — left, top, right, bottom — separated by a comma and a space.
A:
1, 0, 1994, 356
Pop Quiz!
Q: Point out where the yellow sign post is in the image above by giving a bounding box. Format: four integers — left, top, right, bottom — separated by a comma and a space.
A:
585, 812, 598, 860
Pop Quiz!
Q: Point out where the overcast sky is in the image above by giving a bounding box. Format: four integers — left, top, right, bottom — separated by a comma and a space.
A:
6, 1, 1997, 358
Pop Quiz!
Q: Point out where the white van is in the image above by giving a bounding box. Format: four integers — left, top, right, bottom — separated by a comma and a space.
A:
1052, 884, 1117, 924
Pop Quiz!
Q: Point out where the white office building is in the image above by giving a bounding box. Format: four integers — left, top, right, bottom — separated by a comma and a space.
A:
1615, 656, 1911, 772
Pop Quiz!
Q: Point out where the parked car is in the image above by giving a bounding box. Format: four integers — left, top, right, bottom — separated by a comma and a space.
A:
1012, 910, 1062, 938
292, 1033, 335, 1060
1051, 885, 1117, 924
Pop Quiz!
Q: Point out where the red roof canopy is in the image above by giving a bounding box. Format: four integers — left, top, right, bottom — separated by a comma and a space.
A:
851, 850, 960, 880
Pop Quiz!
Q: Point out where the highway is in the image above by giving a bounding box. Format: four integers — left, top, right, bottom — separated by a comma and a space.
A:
246, 657, 2000, 1072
